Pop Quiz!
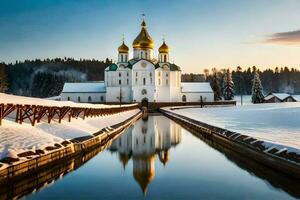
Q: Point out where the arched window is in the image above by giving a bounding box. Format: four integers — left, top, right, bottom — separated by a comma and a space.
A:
164, 54, 167, 62
119, 72, 121, 77
149, 72, 152, 77
67, 97, 70, 101
145, 52, 148, 59
121, 54, 123, 62
119, 80, 121, 85
182, 95, 186, 102
127, 79, 129, 85
143, 78, 146, 85
78, 96, 81, 102
125, 55, 127, 61
141, 52, 143, 58
100, 96, 104, 101
88, 96, 92, 102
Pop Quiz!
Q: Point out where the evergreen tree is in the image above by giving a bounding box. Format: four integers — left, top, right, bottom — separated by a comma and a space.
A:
0, 64, 8, 92
251, 71, 264, 103
223, 69, 234, 100
211, 68, 222, 101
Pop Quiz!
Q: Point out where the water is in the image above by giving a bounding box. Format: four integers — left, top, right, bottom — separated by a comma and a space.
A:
5, 115, 300, 199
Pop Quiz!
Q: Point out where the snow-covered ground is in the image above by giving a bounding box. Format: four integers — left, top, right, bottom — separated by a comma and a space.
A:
0, 109, 140, 160
164, 103, 300, 149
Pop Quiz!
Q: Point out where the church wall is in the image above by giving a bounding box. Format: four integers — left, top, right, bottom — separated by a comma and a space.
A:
61, 92, 106, 103
180, 92, 214, 102
106, 86, 131, 103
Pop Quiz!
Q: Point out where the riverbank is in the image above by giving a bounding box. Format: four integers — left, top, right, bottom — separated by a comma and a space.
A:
0, 108, 142, 181
161, 104, 300, 178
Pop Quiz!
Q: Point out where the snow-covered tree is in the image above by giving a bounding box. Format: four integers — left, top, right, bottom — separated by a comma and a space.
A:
211, 68, 222, 101
222, 69, 234, 100
251, 71, 264, 103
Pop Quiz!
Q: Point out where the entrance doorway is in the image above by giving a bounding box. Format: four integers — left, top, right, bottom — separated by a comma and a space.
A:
141, 98, 149, 108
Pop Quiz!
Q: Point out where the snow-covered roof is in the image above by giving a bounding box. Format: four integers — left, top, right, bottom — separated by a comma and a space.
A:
264, 93, 291, 101
62, 82, 106, 93
181, 82, 213, 93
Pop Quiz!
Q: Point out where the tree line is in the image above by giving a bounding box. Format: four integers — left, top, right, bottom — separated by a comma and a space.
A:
0, 57, 112, 97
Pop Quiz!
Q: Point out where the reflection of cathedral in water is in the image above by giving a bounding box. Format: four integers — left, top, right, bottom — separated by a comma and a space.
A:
109, 115, 182, 194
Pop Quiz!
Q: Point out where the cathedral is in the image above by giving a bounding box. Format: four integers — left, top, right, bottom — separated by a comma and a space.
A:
60, 18, 214, 104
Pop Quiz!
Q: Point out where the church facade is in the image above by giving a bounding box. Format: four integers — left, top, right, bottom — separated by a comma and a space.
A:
60, 18, 214, 104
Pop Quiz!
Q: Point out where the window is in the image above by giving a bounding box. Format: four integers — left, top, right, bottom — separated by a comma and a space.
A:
150, 78, 152, 84
100, 96, 104, 101
135, 78, 138, 84
143, 78, 146, 85
119, 72, 121, 77
158, 72, 161, 77
164, 54, 167, 62
182, 95, 187, 102
166, 79, 168, 85
149, 72, 152, 77
136, 72, 138, 77
121, 55, 123, 62
145, 52, 148, 59
119, 80, 121, 85
166, 73, 168, 77
125, 55, 127, 61
78, 96, 81, 102
127, 72, 129, 76
158, 79, 161, 85
141, 52, 143, 58
67, 97, 70, 101
88, 96, 92, 102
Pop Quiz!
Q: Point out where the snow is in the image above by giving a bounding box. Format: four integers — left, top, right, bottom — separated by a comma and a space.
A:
264, 93, 291, 101
181, 82, 213, 93
0, 109, 140, 160
62, 82, 106, 93
163, 103, 300, 149
0, 93, 135, 108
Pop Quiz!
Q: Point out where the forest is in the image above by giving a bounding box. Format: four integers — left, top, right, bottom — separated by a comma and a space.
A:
0, 57, 112, 97
0, 58, 299, 98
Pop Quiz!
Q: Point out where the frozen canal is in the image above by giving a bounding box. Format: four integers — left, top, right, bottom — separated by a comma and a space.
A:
9, 115, 300, 199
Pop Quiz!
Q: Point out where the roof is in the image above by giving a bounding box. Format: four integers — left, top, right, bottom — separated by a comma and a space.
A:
264, 93, 291, 101
181, 82, 213, 93
62, 82, 106, 93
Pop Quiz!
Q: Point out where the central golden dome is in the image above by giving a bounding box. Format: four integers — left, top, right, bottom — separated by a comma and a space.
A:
132, 20, 154, 49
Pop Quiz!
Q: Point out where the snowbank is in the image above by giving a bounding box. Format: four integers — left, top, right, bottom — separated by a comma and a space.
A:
164, 102, 300, 149
0, 93, 136, 108
0, 109, 140, 160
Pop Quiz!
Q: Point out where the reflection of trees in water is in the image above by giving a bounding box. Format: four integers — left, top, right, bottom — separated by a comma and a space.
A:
109, 115, 182, 195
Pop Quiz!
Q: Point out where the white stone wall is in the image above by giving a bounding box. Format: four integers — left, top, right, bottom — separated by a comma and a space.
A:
106, 86, 132, 103
61, 92, 106, 103
179, 92, 214, 102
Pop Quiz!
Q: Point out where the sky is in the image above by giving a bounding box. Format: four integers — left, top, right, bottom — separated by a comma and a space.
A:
0, 0, 300, 73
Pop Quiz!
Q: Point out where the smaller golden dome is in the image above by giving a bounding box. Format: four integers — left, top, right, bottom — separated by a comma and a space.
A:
118, 42, 129, 53
158, 41, 169, 53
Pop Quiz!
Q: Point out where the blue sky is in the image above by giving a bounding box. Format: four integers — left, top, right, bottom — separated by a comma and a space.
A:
1, 0, 300, 73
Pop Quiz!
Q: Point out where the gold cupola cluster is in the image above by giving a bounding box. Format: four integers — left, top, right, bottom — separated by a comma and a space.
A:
118, 41, 129, 53
158, 40, 169, 53
132, 20, 154, 49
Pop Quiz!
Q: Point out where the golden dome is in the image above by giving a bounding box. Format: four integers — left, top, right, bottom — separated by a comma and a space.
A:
118, 41, 129, 53
158, 41, 169, 53
132, 20, 154, 49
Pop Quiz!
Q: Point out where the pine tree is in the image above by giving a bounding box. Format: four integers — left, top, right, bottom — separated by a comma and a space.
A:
251, 71, 264, 103
223, 69, 234, 100
211, 69, 222, 101
0, 64, 8, 93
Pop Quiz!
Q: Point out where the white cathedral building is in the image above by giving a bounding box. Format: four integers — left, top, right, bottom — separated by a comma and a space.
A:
61, 18, 214, 104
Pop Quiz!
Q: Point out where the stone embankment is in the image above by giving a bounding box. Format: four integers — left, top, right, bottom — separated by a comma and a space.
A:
0, 109, 142, 183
